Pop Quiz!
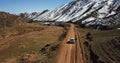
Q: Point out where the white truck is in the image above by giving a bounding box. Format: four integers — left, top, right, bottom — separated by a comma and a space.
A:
69, 38, 75, 43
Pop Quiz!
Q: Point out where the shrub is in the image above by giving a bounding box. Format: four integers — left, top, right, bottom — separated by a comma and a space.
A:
86, 32, 93, 41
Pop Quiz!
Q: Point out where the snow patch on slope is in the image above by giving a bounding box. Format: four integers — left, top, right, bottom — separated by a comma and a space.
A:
27, 0, 120, 25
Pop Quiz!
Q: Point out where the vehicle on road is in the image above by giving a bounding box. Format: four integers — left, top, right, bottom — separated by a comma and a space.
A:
69, 38, 75, 43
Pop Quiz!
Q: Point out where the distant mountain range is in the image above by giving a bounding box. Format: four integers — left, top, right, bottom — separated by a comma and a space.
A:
20, 0, 120, 25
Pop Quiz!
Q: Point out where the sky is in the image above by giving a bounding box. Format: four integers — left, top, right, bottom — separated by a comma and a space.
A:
0, 0, 74, 14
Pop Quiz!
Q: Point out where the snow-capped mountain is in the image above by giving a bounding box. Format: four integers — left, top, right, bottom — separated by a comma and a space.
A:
26, 0, 120, 25
19, 10, 49, 20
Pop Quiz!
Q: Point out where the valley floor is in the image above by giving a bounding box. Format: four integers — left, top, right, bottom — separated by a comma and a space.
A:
0, 25, 66, 63
55, 24, 84, 63
0, 23, 120, 63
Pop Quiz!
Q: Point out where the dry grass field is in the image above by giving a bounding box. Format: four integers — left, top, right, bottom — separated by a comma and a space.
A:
79, 27, 120, 63
0, 25, 66, 63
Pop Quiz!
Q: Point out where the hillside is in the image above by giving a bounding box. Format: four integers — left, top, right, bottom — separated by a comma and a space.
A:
0, 12, 26, 29
24, 0, 120, 25
0, 12, 44, 39
79, 27, 120, 63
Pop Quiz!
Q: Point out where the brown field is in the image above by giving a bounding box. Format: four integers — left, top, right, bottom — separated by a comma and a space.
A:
0, 25, 66, 63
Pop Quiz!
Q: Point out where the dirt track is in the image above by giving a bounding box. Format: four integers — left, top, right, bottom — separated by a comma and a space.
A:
55, 24, 84, 63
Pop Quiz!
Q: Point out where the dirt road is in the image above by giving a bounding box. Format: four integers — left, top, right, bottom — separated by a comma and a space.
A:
55, 24, 84, 63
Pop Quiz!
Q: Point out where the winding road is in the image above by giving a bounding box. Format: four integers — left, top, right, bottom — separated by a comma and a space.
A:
55, 24, 84, 63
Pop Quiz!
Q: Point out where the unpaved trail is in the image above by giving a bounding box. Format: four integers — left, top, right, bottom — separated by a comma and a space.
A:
55, 24, 84, 63
0, 31, 41, 45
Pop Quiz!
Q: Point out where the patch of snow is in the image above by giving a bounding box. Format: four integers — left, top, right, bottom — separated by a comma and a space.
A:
82, 17, 96, 24
117, 28, 120, 30
26, 0, 120, 25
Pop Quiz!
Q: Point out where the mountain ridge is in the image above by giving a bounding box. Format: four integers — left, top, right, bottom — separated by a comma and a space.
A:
22, 0, 120, 25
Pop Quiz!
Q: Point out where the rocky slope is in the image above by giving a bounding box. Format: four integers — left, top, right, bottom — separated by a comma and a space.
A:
24, 0, 120, 25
